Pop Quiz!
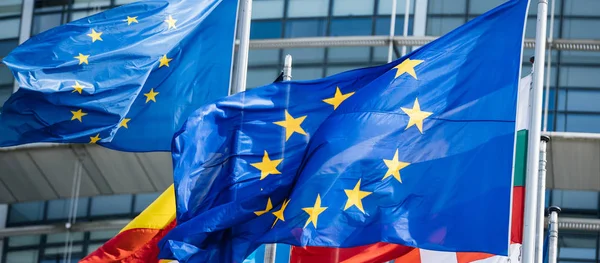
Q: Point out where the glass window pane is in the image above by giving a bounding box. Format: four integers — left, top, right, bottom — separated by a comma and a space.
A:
9, 201, 45, 224
375, 17, 413, 35
559, 234, 597, 260
0, 18, 20, 39
333, 0, 374, 16
551, 190, 599, 210
134, 192, 160, 213
0, 0, 22, 18
428, 0, 466, 14
72, 0, 110, 9
468, 0, 506, 15
44, 245, 83, 256
6, 250, 39, 263
90, 194, 132, 216
559, 66, 600, 88
32, 13, 67, 36
555, 113, 566, 131
330, 18, 372, 36
87, 243, 104, 254
564, 0, 600, 16
378, 0, 415, 15
282, 48, 325, 64
249, 49, 280, 66
8, 235, 41, 247
46, 232, 84, 244
46, 198, 88, 220
562, 19, 600, 39
556, 89, 565, 111
250, 21, 282, 39
115, 0, 139, 5
426, 17, 464, 36
252, 0, 284, 19
293, 67, 323, 80
287, 0, 329, 17
284, 19, 327, 38
247, 68, 278, 89
34, 0, 69, 12
564, 114, 600, 133
560, 51, 600, 65
70, 9, 107, 22
328, 47, 370, 63
89, 230, 119, 241
566, 90, 600, 112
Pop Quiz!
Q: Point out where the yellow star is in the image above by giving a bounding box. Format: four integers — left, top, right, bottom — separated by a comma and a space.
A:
323, 87, 355, 110
74, 53, 89, 65
393, 58, 424, 79
401, 98, 432, 133
343, 179, 372, 213
273, 110, 307, 141
271, 199, 290, 228
144, 88, 159, 103
119, 118, 131, 129
382, 149, 410, 183
70, 109, 87, 122
254, 198, 273, 216
164, 15, 177, 29
250, 151, 283, 180
159, 55, 172, 68
87, 29, 103, 42
125, 16, 138, 25
302, 194, 328, 229
89, 134, 101, 144
72, 81, 85, 94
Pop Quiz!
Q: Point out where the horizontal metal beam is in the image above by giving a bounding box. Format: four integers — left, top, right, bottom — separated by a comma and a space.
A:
0, 219, 129, 238
544, 131, 600, 141
1, 216, 599, 238
237, 36, 600, 51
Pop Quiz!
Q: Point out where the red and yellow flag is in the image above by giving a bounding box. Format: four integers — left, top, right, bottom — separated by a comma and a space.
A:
80, 185, 176, 263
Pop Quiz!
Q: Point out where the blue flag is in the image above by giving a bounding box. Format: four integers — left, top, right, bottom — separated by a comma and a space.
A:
0, 0, 237, 152
158, 0, 529, 262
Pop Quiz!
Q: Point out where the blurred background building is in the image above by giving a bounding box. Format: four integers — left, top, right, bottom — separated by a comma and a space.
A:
1, 0, 600, 262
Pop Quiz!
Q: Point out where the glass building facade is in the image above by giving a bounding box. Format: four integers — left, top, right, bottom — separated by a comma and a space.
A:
0, 0, 600, 262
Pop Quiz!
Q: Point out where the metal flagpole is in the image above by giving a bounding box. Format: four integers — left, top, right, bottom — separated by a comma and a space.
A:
401, 0, 410, 56
522, 0, 549, 262
387, 0, 397, 62
542, 0, 556, 132
264, 54, 292, 263
231, 0, 253, 94
535, 135, 551, 262
547, 206, 561, 263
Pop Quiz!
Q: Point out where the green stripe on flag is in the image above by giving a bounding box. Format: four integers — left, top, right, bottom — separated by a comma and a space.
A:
513, 129, 528, 187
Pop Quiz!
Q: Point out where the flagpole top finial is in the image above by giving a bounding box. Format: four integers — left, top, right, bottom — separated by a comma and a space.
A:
541, 135, 550, 142
548, 206, 561, 214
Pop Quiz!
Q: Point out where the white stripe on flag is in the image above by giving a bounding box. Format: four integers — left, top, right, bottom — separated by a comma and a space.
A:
419, 249, 459, 263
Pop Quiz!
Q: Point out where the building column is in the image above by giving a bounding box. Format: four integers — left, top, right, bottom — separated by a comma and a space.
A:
0, 204, 8, 261
13, 0, 34, 93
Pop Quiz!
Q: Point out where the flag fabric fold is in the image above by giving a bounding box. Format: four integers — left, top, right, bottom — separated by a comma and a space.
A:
81, 185, 177, 263
0, 0, 237, 152
158, 0, 530, 262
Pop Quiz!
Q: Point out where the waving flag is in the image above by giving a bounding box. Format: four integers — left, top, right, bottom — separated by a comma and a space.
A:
0, 0, 237, 152
288, 73, 532, 263
158, 0, 530, 262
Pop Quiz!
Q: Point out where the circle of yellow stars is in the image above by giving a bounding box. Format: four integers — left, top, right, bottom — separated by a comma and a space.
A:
68, 13, 179, 144
251, 58, 432, 231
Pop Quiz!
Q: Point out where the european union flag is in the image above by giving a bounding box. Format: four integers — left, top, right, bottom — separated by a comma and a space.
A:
158, 0, 529, 262
0, 0, 237, 152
